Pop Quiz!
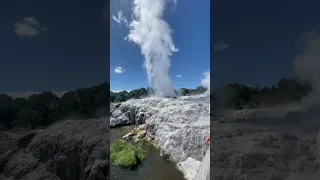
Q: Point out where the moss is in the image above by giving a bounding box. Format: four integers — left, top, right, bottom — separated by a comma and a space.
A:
136, 130, 144, 134
110, 139, 126, 153
110, 139, 145, 169
114, 150, 137, 168
135, 144, 145, 161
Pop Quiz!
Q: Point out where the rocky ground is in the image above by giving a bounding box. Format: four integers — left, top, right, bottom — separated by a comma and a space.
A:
110, 95, 210, 179
210, 103, 320, 180
0, 118, 109, 180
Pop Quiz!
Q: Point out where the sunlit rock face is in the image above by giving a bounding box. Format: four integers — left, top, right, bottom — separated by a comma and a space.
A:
110, 94, 210, 163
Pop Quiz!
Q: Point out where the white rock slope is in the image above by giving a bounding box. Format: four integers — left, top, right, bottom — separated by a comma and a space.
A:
110, 95, 210, 164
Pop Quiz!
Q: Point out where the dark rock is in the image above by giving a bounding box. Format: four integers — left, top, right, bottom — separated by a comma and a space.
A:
0, 149, 18, 173
0, 118, 109, 180
84, 160, 108, 180
282, 133, 299, 141
18, 131, 39, 149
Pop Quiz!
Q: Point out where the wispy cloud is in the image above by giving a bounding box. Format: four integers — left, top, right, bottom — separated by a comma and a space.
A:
176, 74, 182, 78
112, 10, 128, 27
14, 17, 47, 37
214, 42, 228, 51
114, 66, 125, 74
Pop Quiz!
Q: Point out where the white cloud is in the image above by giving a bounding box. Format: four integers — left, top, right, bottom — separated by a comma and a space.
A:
112, 10, 128, 27
114, 66, 125, 74
214, 42, 228, 51
176, 74, 182, 78
14, 17, 47, 37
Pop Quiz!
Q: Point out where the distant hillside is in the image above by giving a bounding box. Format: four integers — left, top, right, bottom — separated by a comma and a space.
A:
0, 83, 109, 130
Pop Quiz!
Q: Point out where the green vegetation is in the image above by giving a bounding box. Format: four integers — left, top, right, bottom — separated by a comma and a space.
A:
211, 77, 312, 109
0, 83, 109, 130
110, 139, 145, 169
0, 77, 313, 130
110, 86, 207, 103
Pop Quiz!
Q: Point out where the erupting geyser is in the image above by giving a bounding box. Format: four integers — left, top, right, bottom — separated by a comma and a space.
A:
126, 0, 179, 97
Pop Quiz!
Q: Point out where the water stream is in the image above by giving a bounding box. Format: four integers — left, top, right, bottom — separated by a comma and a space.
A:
110, 126, 185, 180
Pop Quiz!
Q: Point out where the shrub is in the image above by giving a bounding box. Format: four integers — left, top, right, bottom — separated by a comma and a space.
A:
110, 139, 145, 169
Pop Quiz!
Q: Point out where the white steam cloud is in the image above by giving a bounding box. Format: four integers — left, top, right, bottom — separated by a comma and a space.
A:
126, 0, 179, 97
202, 71, 210, 93
294, 27, 320, 106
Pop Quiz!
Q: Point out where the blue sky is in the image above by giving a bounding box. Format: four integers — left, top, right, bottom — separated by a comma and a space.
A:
110, 0, 210, 92
211, 0, 320, 89
0, 0, 108, 93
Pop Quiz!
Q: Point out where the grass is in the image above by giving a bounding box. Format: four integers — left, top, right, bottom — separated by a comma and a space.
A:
110, 139, 145, 169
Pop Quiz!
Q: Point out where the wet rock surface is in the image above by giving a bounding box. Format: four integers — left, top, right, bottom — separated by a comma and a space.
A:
0, 118, 109, 180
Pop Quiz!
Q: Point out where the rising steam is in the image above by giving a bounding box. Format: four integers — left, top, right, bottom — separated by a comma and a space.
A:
202, 71, 210, 93
294, 27, 320, 106
126, 0, 179, 97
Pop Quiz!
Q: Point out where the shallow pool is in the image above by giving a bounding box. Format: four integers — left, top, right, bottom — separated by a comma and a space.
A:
110, 126, 185, 180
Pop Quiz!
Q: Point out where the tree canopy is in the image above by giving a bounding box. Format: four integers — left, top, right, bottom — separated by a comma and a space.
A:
211, 77, 312, 109
0, 77, 313, 130
0, 83, 109, 130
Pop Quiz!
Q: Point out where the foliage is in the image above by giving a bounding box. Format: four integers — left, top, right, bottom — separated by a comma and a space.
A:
0, 83, 109, 130
211, 77, 312, 109
0, 76, 313, 129
110, 139, 145, 169
110, 86, 207, 103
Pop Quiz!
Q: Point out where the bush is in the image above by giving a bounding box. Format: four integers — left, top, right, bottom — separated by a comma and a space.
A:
115, 150, 137, 168
110, 139, 145, 169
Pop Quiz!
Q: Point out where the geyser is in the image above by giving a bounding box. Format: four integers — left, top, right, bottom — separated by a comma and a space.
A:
294, 27, 320, 106
126, 0, 179, 97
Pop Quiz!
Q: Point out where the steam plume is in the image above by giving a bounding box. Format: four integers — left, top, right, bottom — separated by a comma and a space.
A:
294, 27, 320, 106
202, 71, 210, 93
126, 0, 179, 97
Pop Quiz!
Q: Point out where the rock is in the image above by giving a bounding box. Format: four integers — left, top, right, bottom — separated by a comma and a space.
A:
136, 112, 146, 124
20, 166, 61, 180
18, 131, 39, 149
84, 160, 108, 180
0, 149, 18, 173
110, 96, 210, 164
123, 132, 134, 140
0, 118, 109, 180
123, 124, 147, 141
110, 103, 122, 116
317, 130, 320, 154
133, 130, 147, 142
177, 157, 201, 180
